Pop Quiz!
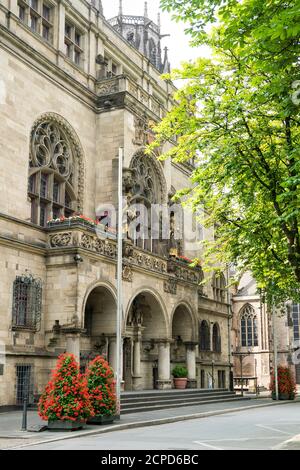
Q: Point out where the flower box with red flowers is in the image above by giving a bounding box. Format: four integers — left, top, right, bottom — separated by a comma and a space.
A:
85, 356, 117, 425
38, 354, 94, 431
270, 366, 296, 400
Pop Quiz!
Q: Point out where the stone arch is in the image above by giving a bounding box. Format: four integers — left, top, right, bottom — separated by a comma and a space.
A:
171, 301, 197, 342
29, 112, 85, 213
81, 280, 117, 326
81, 282, 117, 370
125, 287, 169, 338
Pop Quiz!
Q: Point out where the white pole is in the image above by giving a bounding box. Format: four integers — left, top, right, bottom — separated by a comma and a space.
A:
116, 147, 123, 416
272, 295, 279, 400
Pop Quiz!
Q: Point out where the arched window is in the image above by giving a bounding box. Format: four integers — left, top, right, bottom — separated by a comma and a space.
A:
28, 115, 83, 226
240, 304, 258, 347
199, 320, 210, 351
12, 274, 42, 330
212, 273, 226, 302
212, 323, 221, 353
129, 150, 166, 253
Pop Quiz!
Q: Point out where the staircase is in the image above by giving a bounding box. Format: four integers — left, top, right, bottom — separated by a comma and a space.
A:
120, 388, 249, 414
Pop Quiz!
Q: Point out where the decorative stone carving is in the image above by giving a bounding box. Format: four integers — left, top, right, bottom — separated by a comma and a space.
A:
128, 82, 138, 98
130, 249, 167, 274
80, 234, 117, 258
97, 81, 119, 96
30, 113, 85, 213
49, 232, 72, 248
167, 259, 204, 285
164, 279, 177, 295
122, 265, 133, 282
133, 115, 148, 146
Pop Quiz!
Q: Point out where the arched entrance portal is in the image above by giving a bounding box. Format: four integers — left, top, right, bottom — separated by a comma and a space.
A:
171, 304, 197, 388
124, 292, 170, 391
81, 285, 117, 372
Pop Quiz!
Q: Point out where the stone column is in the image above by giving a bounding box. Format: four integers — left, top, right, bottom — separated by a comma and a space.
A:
156, 340, 172, 390
108, 337, 117, 373
185, 342, 198, 389
132, 338, 143, 390
65, 333, 81, 361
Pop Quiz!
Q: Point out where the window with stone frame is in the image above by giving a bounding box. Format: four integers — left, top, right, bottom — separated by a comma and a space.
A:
12, 275, 42, 330
212, 323, 221, 353
212, 272, 226, 303
17, 0, 54, 43
129, 151, 165, 254
240, 304, 259, 347
28, 118, 80, 226
104, 55, 120, 78
64, 19, 84, 67
199, 320, 210, 351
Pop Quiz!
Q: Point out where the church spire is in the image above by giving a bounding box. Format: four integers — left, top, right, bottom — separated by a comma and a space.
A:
118, 0, 123, 17
157, 12, 161, 31
144, 1, 148, 18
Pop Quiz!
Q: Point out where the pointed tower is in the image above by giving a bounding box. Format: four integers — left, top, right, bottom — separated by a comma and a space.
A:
90, 0, 103, 15
107, 3, 171, 73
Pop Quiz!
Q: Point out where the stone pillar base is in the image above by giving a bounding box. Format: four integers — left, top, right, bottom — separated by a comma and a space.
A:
132, 376, 143, 391
187, 379, 197, 389
156, 380, 172, 390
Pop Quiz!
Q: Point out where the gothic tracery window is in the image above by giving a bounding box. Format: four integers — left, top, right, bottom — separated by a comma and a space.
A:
28, 118, 81, 226
240, 304, 258, 347
129, 151, 165, 253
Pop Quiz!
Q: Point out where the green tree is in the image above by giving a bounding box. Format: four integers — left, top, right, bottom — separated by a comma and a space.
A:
150, 0, 300, 302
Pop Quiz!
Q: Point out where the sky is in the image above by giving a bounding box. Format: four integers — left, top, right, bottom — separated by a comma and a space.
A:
101, 0, 203, 69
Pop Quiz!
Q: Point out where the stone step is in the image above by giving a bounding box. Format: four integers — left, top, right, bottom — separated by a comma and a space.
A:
121, 393, 238, 409
121, 388, 228, 399
120, 396, 250, 414
121, 391, 235, 405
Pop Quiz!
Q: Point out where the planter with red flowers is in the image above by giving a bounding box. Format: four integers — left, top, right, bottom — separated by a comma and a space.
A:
85, 356, 117, 425
38, 354, 93, 431
270, 366, 296, 400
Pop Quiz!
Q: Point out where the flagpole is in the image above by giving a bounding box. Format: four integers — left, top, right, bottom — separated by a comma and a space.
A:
272, 295, 279, 401
116, 147, 123, 416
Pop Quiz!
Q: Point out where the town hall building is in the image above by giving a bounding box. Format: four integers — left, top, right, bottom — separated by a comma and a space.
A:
0, 0, 231, 406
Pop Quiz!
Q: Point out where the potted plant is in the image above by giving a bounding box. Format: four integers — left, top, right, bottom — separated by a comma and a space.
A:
270, 366, 296, 400
85, 356, 117, 424
172, 365, 188, 390
38, 353, 93, 431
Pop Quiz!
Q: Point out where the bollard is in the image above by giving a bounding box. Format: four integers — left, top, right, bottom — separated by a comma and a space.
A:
21, 397, 28, 431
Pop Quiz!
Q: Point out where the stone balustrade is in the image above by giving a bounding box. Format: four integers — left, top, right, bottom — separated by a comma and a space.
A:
96, 74, 164, 118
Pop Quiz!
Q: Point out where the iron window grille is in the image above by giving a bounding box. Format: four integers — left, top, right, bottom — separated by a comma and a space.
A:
16, 364, 34, 405
12, 274, 42, 330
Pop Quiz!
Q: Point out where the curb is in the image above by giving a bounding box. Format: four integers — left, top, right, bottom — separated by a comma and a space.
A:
4, 400, 297, 450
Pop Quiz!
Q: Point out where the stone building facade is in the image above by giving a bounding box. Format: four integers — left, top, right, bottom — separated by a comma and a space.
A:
232, 272, 295, 392
0, 0, 231, 406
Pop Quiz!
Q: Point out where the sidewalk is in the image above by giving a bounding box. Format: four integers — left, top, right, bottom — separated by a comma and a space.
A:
0, 397, 298, 450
